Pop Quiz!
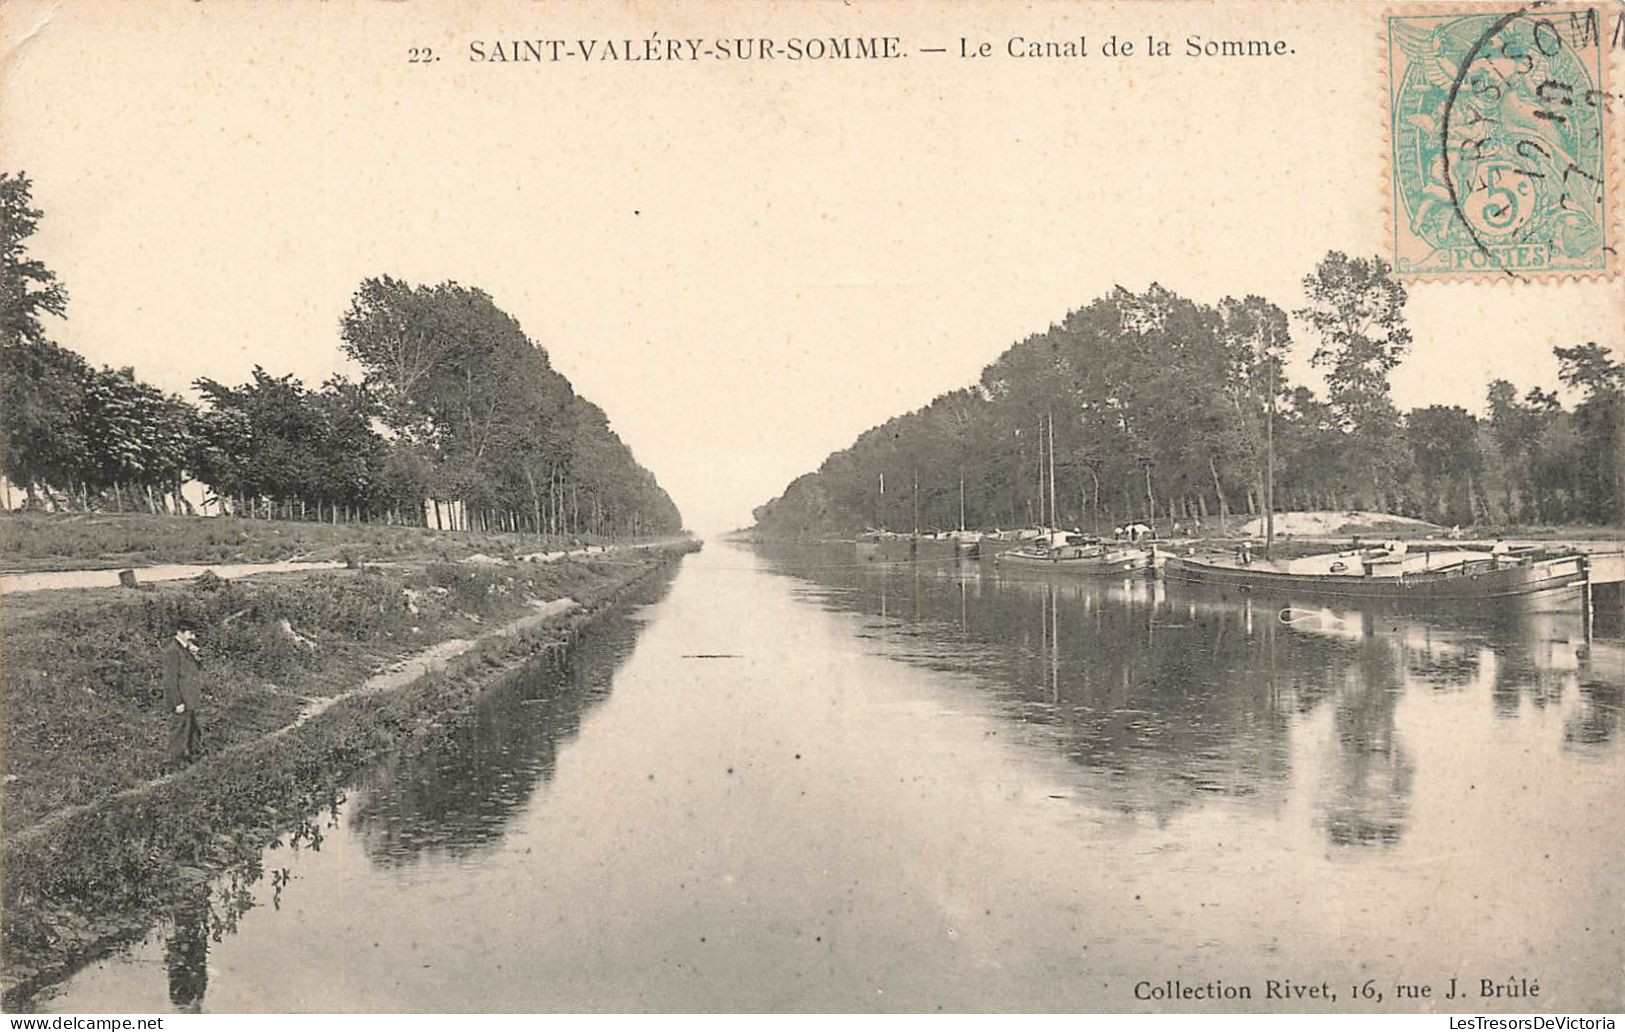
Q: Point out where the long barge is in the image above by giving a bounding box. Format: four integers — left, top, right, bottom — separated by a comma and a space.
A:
995, 533, 1152, 575
856, 533, 979, 564
1163, 548, 1588, 601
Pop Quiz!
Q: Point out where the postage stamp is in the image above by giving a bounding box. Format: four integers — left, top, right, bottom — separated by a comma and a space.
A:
1386, 5, 1615, 279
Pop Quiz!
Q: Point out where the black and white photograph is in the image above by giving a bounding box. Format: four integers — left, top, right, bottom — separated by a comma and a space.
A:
0, 0, 1621, 1018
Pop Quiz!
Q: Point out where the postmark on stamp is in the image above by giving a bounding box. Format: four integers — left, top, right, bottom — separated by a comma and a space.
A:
1387, 5, 1614, 278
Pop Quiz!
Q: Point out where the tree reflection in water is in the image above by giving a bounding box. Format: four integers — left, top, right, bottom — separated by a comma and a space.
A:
759, 542, 1619, 851
74, 567, 681, 1012
347, 568, 680, 867
1566, 672, 1623, 748
1321, 636, 1413, 848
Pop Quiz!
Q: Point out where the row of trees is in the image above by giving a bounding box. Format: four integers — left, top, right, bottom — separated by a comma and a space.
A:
753, 253, 1622, 536
0, 172, 683, 536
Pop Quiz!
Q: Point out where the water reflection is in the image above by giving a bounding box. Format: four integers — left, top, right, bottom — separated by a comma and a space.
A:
1321, 668, 1412, 848
348, 596, 659, 868
39, 544, 1623, 1013
757, 542, 1620, 853
30, 568, 679, 1013
1567, 644, 1624, 748
163, 889, 209, 1013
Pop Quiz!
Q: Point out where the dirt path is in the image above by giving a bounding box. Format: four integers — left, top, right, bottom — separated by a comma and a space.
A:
0, 539, 683, 595
0, 559, 349, 595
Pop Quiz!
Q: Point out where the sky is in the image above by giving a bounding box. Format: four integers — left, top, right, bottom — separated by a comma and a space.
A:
3, 1, 1620, 534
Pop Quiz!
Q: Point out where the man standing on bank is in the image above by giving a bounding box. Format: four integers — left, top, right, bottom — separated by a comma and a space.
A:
164, 622, 206, 767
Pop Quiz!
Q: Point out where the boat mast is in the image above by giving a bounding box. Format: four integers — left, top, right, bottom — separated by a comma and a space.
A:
959, 473, 966, 532
878, 472, 885, 532
1265, 357, 1276, 556
1035, 420, 1045, 528
912, 466, 919, 537
1047, 411, 1058, 534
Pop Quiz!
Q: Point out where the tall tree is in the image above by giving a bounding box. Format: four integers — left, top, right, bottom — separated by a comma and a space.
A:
1, 173, 83, 505
80, 367, 194, 511
1554, 342, 1624, 523
1406, 406, 1481, 524
1219, 295, 1292, 530
0, 339, 89, 505
1295, 252, 1412, 508
1, 172, 67, 348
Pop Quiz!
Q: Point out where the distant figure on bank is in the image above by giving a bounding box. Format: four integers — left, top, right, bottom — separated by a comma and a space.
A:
164, 624, 205, 766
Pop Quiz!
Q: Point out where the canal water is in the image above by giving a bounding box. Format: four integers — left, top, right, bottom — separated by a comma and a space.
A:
38, 542, 1625, 1012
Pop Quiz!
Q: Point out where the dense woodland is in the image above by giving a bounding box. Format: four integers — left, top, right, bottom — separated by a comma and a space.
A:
0, 173, 683, 537
754, 254, 1623, 537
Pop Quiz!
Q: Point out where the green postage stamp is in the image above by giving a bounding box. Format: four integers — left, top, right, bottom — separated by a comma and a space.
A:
1387, 5, 1614, 278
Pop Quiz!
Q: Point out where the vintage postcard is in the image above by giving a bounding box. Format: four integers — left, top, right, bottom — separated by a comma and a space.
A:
1, 0, 1621, 1019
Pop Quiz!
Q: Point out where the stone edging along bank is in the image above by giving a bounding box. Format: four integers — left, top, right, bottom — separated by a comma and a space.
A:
0, 541, 697, 1008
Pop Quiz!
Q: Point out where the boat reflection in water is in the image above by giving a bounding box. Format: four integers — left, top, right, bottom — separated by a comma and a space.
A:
761, 541, 1619, 849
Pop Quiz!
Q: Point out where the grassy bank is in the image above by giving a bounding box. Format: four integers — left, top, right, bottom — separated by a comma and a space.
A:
0, 539, 696, 1004
0, 511, 648, 573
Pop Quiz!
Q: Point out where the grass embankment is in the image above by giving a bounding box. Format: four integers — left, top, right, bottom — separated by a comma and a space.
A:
0, 536, 696, 1004
0, 511, 630, 573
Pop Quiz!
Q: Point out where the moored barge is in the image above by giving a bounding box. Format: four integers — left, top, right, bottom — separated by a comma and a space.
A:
1163, 547, 1587, 601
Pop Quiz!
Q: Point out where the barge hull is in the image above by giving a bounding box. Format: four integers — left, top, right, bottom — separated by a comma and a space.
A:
1163, 555, 1588, 601
997, 553, 1151, 575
